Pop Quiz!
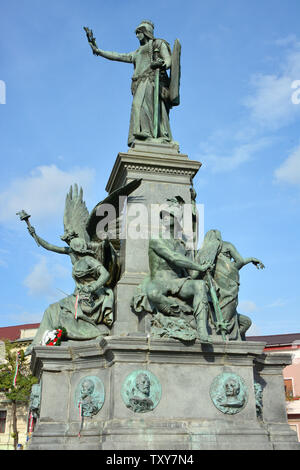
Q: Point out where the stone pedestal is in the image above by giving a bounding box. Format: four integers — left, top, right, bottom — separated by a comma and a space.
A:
28, 338, 300, 450
107, 143, 201, 336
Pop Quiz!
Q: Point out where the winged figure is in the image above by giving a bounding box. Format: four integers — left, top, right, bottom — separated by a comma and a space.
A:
20, 179, 141, 354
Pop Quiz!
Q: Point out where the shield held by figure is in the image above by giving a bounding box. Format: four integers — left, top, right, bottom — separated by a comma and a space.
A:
169, 39, 181, 107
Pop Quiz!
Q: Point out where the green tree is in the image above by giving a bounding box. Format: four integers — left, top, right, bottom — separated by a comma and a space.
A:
0, 340, 38, 450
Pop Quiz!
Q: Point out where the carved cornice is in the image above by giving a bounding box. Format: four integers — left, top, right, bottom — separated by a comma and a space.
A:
106, 151, 202, 193
123, 162, 197, 176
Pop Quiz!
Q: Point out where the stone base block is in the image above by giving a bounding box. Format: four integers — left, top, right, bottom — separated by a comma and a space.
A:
28, 336, 300, 450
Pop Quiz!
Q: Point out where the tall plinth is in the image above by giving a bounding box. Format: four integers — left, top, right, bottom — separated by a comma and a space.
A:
107, 142, 201, 336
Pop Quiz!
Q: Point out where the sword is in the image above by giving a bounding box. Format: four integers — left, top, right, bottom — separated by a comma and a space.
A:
16, 210, 40, 247
206, 270, 228, 341
153, 47, 160, 138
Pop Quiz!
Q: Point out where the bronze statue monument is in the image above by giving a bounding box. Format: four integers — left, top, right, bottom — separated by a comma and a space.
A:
19, 20, 300, 451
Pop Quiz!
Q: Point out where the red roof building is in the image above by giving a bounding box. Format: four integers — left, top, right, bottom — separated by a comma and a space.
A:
0, 323, 40, 341
0, 322, 40, 450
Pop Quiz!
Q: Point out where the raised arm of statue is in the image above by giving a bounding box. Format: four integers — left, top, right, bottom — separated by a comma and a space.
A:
224, 242, 265, 270
84, 27, 134, 63
28, 226, 70, 255
93, 47, 134, 63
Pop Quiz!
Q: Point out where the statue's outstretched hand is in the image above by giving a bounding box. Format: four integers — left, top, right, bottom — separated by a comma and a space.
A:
83, 26, 98, 55
90, 43, 99, 55
252, 258, 265, 270
27, 225, 36, 237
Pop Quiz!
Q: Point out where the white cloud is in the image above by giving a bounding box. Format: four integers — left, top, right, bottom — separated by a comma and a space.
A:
199, 39, 300, 174
246, 323, 262, 336
274, 145, 300, 185
0, 164, 95, 226
24, 256, 53, 296
199, 137, 272, 173
274, 35, 299, 47
0, 249, 10, 268
265, 298, 288, 309
0, 259, 8, 268
244, 41, 300, 129
4, 310, 44, 325
244, 74, 294, 127
23, 255, 71, 300
238, 300, 258, 314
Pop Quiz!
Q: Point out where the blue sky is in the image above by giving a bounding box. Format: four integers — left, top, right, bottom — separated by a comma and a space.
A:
0, 0, 300, 335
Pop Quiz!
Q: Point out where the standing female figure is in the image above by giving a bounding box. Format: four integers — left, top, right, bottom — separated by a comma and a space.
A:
85, 20, 180, 146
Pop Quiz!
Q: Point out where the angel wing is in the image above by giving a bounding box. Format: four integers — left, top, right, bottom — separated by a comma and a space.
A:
61, 184, 90, 243
86, 178, 142, 252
